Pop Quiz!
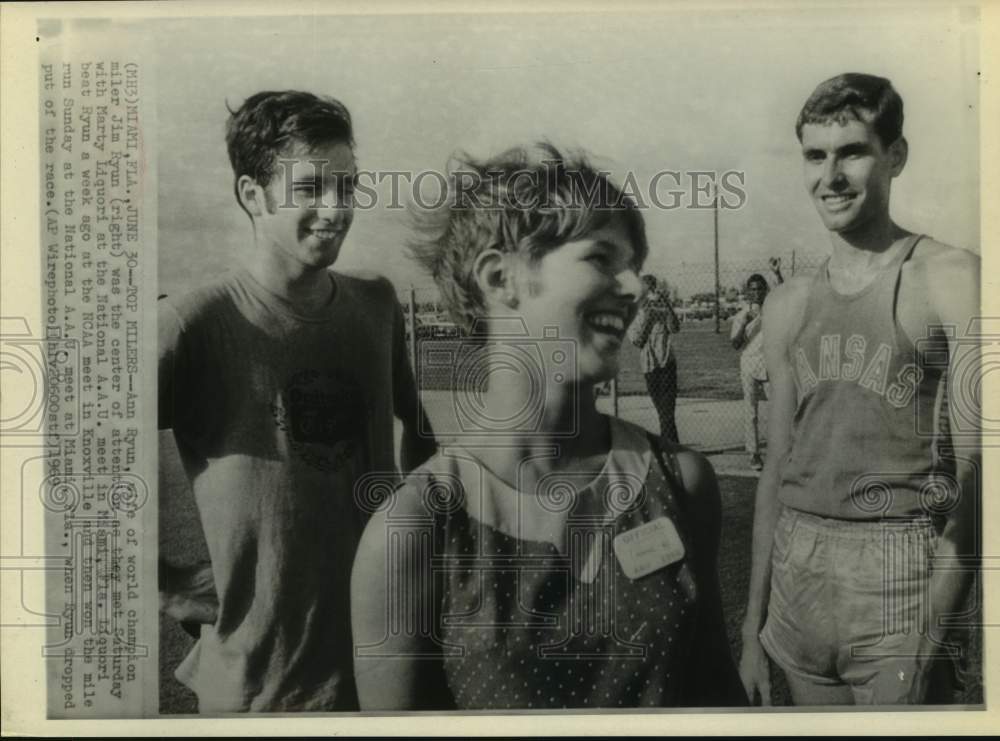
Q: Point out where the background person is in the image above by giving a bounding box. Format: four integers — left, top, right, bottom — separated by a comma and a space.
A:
730, 260, 784, 470
629, 274, 682, 446
351, 144, 746, 710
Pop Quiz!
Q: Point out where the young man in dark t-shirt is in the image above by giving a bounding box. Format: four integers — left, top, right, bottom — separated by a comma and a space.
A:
158, 91, 435, 711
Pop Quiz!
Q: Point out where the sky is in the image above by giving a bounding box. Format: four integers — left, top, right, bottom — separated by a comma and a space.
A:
146, 6, 980, 299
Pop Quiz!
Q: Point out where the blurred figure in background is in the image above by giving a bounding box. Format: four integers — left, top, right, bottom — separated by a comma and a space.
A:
730, 258, 783, 470
629, 274, 682, 446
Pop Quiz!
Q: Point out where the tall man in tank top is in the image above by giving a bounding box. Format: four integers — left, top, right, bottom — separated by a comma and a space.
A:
738, 74, 981, 705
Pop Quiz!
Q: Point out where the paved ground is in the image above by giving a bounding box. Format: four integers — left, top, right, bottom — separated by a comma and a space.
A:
598, 393, 769, 476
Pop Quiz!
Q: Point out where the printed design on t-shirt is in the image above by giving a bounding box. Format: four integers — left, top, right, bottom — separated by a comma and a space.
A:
272, 369, 369, 472
792, 333, 923, 408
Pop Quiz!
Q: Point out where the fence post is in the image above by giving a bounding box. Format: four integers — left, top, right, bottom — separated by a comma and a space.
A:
713, 188, 721, 333
610, 377, 619, 418
790, 249, 796, 276
407, 285, 418, 376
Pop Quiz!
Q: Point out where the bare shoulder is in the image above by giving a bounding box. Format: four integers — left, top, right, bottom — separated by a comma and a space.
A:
762, 274, 812, 339
909, 237, 979, 274
661, 444, 722, 554
906, 238, 980, 320
354, 471, 437, 567
664, 444, 720, 511
765, 274, 812, 313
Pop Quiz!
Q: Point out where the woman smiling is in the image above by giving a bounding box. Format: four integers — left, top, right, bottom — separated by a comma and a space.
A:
350, 145, 746, 710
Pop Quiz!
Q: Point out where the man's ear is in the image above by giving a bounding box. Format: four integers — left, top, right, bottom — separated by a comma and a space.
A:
888, 136, 908, 177
473, 249, 518, 309
237, 175, 266, 218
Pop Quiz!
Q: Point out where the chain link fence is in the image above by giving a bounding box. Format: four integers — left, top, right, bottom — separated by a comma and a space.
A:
400, 251, 827, 459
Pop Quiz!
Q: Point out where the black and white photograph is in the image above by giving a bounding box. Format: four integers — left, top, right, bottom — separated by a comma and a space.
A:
0, 0, 996, 735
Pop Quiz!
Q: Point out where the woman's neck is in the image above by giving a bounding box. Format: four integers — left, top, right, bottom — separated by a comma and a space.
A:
460, 361, 610, 486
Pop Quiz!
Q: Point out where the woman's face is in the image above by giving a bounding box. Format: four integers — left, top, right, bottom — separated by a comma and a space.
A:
510, 219, 643, 384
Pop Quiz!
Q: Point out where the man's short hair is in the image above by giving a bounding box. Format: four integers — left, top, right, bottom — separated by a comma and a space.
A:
746, 273, 768, 290
795, 73, 904, 148
225, 90, 354, 194
409, 143, 649, 335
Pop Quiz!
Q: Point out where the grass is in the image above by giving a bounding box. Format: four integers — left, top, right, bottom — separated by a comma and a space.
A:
158, 431, 207, 714
159, 614, 200, 714
415, 319, 744, 400
618, 319, 743, 399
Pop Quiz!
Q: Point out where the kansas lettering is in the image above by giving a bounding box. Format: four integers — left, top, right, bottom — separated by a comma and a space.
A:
793, 333, 922, 407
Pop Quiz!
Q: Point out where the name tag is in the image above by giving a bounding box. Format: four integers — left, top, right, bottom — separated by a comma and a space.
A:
613, 517, 685, 579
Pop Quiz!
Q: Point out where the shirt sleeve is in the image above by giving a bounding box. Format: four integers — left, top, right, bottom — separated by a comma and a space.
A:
654, 295, 677, 334
158, 300, 185, 431
389, 285, 421, 429
628, 303, 650, 346
729, 306, 747, 341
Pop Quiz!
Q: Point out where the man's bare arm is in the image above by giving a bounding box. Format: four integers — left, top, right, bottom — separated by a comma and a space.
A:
738, 278, 809, 705
914, 247, 981, 700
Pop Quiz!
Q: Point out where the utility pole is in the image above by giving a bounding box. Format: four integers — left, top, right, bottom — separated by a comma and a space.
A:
407, 285, 418, 376
713, 182, 721, 334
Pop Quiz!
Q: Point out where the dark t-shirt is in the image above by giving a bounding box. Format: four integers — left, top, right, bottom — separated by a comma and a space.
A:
160, 268, 412, 711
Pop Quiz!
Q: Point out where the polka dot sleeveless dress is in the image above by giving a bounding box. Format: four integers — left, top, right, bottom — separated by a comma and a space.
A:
433, 425, 700, 709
